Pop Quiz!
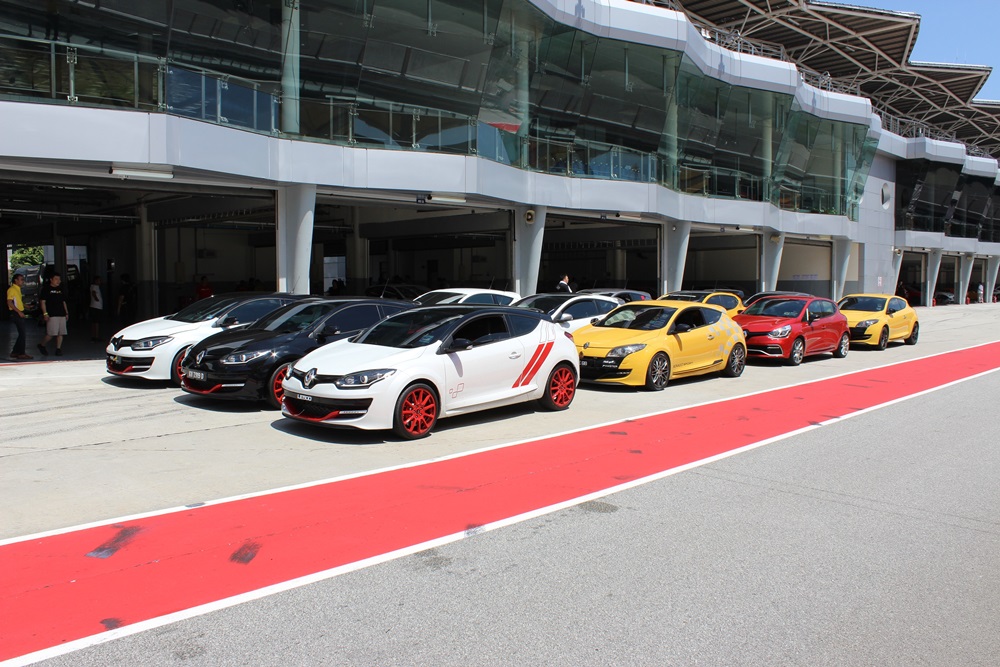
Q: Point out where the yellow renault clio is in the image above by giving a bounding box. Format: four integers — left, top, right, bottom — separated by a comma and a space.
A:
574, 300, 746, 390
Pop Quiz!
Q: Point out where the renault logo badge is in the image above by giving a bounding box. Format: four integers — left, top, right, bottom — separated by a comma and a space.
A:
304, 368, 317, 389
583, 342, 590, 349
195, 350, 205, 365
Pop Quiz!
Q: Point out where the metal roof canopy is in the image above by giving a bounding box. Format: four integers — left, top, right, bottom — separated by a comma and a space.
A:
672, 0, 1000, 157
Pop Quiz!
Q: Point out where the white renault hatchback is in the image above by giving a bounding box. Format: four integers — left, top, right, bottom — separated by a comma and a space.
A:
106, 293, 304, 384
281, 305, 579, 439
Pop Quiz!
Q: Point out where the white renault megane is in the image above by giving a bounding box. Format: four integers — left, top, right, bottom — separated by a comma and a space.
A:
281, 305, 579, 439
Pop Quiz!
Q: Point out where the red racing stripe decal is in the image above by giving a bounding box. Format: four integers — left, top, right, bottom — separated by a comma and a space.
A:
3, 342, 1000, 663
516, 340, 553, 387
512, 342, 547, 387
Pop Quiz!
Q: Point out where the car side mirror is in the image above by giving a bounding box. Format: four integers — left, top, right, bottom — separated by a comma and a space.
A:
440, 338, 473, 354
218, 316, 238, 328
558, 313, 573, 322
670, 323, 691, 334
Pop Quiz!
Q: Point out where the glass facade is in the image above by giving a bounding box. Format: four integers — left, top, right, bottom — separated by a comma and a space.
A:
0, 0, 882, 220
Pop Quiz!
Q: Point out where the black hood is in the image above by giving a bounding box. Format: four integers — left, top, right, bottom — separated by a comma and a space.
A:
191, 327, 304, 357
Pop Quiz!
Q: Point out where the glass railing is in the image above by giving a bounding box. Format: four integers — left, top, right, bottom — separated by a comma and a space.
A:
0, 33, 872, 219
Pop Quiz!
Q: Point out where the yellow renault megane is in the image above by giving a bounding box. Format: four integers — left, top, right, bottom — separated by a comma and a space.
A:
837, 293, 919, 349
573, 300, 746, 390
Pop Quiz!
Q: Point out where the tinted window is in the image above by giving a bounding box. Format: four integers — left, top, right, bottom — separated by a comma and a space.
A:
820, 301, 836, 316
889, 297, 907, 312
357, 308, 466, 348
254, 301, 336, 332
514, 294, 574, 313
463, 293, 496, 304
416, 291, 464, 305
327, 304, 381, 333
708, 294, 738, 310
673, 307, 706, 331
702, 307, 722, 324
168, 295, 242, 323
452, 315, 510, 346
506, 314, 540, 337
808, 301, 826, 319
839, 296, 885, 312
744, 298, 805, 318
380, 303, 410, 317
564, 299, 599, 319
492, 294, 515, 305
595, 299, 617, 314
225, 298, 284, 325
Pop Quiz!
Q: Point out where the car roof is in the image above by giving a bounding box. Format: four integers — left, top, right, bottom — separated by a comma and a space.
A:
418, 288, 520, 297
840, 293, 894, 299
407, 304, 550, 320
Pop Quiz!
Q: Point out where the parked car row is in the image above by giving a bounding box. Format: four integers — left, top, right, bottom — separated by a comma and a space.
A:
104, 288, 920, 440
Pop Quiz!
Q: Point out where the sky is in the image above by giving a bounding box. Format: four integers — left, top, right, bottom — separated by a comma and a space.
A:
857, 0, 1000, 100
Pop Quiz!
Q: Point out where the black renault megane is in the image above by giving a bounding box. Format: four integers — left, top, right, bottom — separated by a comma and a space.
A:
180, 297, 413, 408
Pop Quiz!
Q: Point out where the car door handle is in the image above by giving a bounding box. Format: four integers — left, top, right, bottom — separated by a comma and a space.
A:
509, 352, 522, 359
706, 334, 715, 340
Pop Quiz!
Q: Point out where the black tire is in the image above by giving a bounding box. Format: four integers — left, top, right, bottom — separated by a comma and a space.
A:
904, 322, 919, 346
722, 344, 746, 378
170, 346, 190, 386
392, 382, 438, 440
644, 352, 670, 391
876, 326, 889, 351
266, 362, 292, 409
538, 363, 576, 410
832, 332, 850, 358
786, 338, 805, 366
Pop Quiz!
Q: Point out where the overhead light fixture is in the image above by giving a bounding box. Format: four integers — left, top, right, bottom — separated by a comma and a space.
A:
769, 233, 782, 244
615, 212, 643, 221
428, 194, 467, 204
109, 166, 174, 180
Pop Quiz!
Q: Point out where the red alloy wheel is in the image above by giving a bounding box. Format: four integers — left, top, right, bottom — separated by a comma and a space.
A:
268, 363, 290, 409
398, 386, 437, 437
549, 366, 576, 408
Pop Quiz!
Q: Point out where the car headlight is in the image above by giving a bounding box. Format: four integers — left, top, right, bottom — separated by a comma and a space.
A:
221, 349, 272, 364
857, 319, 878, 329
334, 369, 395, 389
132, 336, 173, 350
607, 343, 646, 358
768, 325, 792, 338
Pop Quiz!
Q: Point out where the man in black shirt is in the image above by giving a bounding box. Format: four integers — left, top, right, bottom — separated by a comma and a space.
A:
38, 273, 70, 356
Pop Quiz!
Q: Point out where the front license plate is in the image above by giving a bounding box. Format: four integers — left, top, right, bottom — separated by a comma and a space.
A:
295, 393, 313, 401
186, 370, 206, 380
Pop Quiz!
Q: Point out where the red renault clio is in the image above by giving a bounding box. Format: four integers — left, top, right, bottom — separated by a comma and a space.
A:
733, 295, 849, 366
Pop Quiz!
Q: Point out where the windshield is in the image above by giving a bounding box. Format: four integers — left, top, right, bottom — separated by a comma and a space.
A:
838, 296, 886, 312
597, 305, 676, 330
251, 302, 336, 333
514, 294, 573, 313
743, 299, 806, 318
355, 308, 464, 348
416, 291, 465, 305
167, 296, 242, 323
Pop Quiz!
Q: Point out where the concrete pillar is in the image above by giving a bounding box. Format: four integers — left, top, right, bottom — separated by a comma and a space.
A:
761, 229, 784, 291
512, 205, 545, 296
346, 207, 368, 295
958, 254, 975, 304
986, 256, 1000, 303
891, 248, 903, 289
612, 245, 627, 285
136, 204, 158, 317
662, 220, 690, 294
831, 237, 851, 301
925, 249, 942, 307
280, 0, 301, 134
275, 184, 316, 295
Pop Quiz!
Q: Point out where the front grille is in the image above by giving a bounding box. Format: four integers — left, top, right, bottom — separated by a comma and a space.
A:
183, 376, 245, 394
283, 395, 372, 421
747, 344, 785, 357
110, 336, 137, 351
849, 327, 871, 341
107, 354, 152, 373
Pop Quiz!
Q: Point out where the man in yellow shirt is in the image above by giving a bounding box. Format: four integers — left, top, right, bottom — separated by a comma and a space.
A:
6, 274, 32, 360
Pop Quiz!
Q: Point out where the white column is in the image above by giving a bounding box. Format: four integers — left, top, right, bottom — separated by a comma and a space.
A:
512, 205, 545, 296
891, 248, 903, 289
136, 204, 158, 317
281, 0, 301, 134
925, 249, 942, 307
831, 237, 851, 301
761, 229, 784, 291
275, 184, 316, 294
663, 220, 690, 294
986, 256, 1000, 303
958, 254, 975, 304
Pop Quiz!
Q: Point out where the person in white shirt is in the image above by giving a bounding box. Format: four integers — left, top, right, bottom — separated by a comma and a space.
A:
556, 274, 572, 293
89, 276, 103, 342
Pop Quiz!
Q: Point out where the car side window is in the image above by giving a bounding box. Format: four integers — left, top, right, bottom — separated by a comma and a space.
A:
380, 303, 409, 318
327, 304, 380, 333
889, 297, 906, 312
708, 294, 738, 310
821, 301, 836, 316
452, 315, 510, 346
564, 299, 599, 320
506, 314, 540, 337
808, 301, 825, 320
701, 307, 722, 325
594, 299, 617, 314
672, 307, 706, 332
493, 294, 515, 305
464, 293, 495, 304
225, 298, 283, 325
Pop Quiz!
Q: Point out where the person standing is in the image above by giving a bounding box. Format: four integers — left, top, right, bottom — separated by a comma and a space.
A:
977, 282, 984, 304
556, 274, 572, 293
6, 274, 32, 360
89, 276, 104, 342
38, 272, 69, 356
